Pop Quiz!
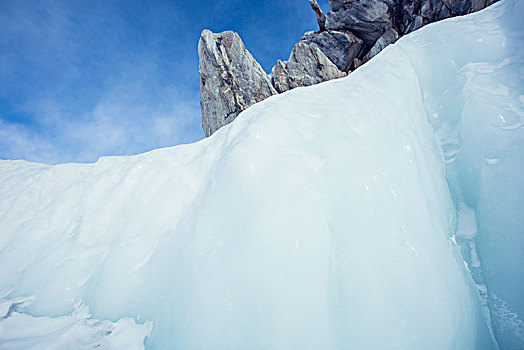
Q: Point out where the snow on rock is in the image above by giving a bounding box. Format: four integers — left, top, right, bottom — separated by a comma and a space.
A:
0, 1, 522, 349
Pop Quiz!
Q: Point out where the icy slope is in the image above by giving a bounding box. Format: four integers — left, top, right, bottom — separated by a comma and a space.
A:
0, 1, 523, 349
399, 2, 524, 347
0, 296, 151, 350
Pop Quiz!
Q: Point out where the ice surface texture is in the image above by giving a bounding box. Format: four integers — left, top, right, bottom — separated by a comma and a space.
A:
0, 1, 522, 348
0, 296, 151, 350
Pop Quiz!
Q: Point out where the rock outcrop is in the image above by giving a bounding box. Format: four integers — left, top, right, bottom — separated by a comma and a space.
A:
198, 0, 499, 136
309, 0, 327, 32
301, 30, 364, 72
198, 30, 277, 136
326, 0, 395, 46
358, 26, 399, 66
269, 41, 346, 94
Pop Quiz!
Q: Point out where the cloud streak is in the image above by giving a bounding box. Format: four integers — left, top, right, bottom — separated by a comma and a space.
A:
0, 0, 324, 164
0, 0, 204, 164
1, 79, 204, 164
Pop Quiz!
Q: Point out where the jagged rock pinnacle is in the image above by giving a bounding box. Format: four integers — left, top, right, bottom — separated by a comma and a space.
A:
198, 30, 276, 136
309, 0, 327, 31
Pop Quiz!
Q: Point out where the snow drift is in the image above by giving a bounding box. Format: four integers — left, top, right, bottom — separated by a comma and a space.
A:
0, 1, 523, 348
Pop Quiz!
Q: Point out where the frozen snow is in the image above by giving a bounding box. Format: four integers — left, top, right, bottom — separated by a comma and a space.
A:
0, 296, 152, 350
0, 1, 523, 349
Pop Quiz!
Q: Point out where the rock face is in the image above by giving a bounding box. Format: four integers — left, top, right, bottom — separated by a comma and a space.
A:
471, 0, 498, 11
326, 0, 394, 46
269, 42, 346, 94
360, 26, 399, 65
308, 0, 327, 31
302, 30, 364, 72
198, 30, 277, 136
198, 0, 498, 136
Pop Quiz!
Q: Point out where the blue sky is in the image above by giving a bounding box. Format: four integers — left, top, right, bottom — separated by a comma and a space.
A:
0, 0, 330, 164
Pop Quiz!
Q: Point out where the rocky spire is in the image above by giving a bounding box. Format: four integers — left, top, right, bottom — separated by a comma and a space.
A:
198, 30, 277, 136
309, 0, 327, 31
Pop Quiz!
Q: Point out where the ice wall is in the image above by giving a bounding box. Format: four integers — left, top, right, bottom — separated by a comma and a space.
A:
0, 1, 522, 349
398, 1, 524, 347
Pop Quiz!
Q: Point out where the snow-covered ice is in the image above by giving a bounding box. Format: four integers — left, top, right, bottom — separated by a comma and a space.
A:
0, 296, 151, 350
0, 1, 523, 349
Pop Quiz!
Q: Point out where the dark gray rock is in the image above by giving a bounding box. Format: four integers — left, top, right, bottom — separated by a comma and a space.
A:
309, 0, 327, 31
326, 0, 394, 46
395, 0, 454, 34
407, 15, 424, 33
420, 0, 435, 20
269, 42, 346, 93
471, 0, 498, 11
361, 27, 398, 64
302, 30, 364, 71
198, 30, 277, 136
451, 0, 472, 15
328, 0, 354, 12
436, 1, 453, 20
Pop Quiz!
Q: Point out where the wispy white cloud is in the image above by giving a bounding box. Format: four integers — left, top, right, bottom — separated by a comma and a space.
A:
0, 0, 203, 164
1, 0, 321, 164
0, 120, 54, 163
1, 84, 203, 164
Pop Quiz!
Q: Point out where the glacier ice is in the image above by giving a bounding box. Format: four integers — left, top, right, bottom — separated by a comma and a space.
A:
0, 296, 151, 350
400, 1, 524, 346
0, 1, 523, 349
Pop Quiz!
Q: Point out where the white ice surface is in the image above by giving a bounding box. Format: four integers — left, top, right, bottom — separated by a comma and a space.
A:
0, 1, 523, 349
403, 1, 524, 347
0, 296, 151, 350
